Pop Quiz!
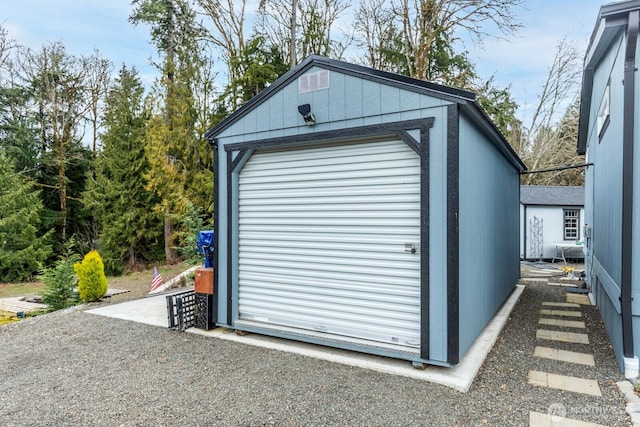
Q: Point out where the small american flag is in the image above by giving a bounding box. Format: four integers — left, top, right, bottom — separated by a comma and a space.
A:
150, 266, 163, 291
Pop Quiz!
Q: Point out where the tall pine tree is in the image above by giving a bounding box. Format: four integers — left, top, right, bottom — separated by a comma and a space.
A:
133, 0, 214, 262
0, 151, 52, 282
85, 66, 163, 274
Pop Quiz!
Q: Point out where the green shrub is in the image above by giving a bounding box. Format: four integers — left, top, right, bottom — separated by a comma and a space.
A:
74, 250, 108, 302
174, 202, 213, 265
40, 251, 80, 311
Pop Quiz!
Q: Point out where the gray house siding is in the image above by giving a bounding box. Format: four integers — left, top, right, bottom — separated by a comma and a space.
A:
592, 31, 624, 289
579, 1, 640, 374
588, 17, 634, 371
207, 56, 524, 367
458, 109, 520, 357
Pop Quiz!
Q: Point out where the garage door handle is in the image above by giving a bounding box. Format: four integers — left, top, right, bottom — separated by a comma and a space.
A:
405, 243, 420, 254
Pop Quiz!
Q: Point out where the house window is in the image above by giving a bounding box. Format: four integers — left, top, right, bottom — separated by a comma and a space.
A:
597, 83, 610, 139
564, 209, 580, 240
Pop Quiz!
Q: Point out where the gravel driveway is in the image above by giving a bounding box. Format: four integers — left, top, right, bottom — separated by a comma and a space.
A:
0, 281, 630, 426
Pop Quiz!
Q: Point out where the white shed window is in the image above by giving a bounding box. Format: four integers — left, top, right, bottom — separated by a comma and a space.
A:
564, 209, 580, 240
597, 83, 610, 139
298, 70, 330, 93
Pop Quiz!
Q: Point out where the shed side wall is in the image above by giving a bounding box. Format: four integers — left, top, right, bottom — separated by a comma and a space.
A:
457, 111, 520, 357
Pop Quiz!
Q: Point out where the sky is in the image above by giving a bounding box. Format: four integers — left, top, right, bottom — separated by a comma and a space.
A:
1, 0, 610, 126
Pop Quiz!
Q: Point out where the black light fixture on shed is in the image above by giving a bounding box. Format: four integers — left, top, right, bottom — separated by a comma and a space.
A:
298, 104, 316, 126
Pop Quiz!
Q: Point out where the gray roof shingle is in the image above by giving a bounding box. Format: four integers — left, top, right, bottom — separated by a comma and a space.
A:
520, 185, 584, 206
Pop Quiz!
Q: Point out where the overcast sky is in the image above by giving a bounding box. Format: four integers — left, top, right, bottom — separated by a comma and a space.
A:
2, 0, 609, 126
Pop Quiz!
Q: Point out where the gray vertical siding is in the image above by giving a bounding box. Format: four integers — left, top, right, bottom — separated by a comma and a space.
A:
457, 111, 520, 357
216, 66, 450, 142
587, 32, 625, 327
584, 25, 640, 369
632, 35, 640, 321
427, 107, 450, 363
596, 278, 624, 370
592, 35, 624, 290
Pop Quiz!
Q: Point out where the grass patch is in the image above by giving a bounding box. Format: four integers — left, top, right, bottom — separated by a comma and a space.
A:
106, 263, 192, 288
0, 281, 45, 299
0, 262, 196, 310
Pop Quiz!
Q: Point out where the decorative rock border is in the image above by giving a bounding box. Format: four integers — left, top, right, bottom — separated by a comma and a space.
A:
617, 380, 640, 426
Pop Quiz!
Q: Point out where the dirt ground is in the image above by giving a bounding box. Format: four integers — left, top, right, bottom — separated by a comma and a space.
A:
520, 259, 585, 279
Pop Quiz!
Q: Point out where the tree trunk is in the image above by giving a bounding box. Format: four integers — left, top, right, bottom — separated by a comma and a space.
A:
290, 0, 297, 67
164, 211, 178, 263
128, 246, 136, 269
58, 145, 67, 242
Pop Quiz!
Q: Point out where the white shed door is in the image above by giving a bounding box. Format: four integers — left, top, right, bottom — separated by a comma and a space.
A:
237, 139, 421, 348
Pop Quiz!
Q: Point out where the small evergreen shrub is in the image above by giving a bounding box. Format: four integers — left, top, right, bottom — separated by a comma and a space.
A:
40, 251, 81, 311
75, 250, 108, 302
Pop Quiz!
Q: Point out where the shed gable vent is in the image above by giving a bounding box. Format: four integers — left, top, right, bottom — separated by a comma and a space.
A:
298, 70, 330, 93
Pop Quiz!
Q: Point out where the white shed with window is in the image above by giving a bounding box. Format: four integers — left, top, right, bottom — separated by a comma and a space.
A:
520, 185, 585, 260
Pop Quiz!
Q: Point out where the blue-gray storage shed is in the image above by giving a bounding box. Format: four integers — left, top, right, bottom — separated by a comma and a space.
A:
205, 56, 525, 367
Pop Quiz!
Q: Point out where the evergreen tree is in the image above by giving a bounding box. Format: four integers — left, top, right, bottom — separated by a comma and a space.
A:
225, 36, 289, 105
37, 141, 94, 254
0, 86, 39, 177
132, 0, 215, 262
0, 151, 52, 282
40, 240, 79, 310
475, 76, 521, 142
18, 42, 105, 251
85, 66, 163, 274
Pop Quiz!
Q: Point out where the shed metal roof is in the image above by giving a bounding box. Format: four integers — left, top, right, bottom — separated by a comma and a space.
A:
520, 185, 584, 206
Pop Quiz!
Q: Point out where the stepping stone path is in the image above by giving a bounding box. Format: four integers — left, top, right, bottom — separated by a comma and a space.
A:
0, 297, 47, 315
524, 277, 627, 427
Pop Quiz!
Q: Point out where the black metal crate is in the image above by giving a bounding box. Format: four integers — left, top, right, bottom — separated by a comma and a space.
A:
195, 293, 216, 330
166, 290, 196, 331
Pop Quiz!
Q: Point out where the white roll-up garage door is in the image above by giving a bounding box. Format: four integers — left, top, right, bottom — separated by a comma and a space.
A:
237, 139, 421, 349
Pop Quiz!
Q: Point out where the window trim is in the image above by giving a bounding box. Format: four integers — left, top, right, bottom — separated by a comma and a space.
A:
597, 82, 610, 140
563, 208, 580, 241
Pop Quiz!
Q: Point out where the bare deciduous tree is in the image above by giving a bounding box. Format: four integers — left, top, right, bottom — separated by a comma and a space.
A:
0, 25, 16, 73
256, 0, 295, 65
19, 43, 93, 241
193, 0, 247, 109
517, 40, 584, 186
526, 38, 581, 143
85, 49, 112, 152
393, 0, 524, 80
298, 0, 351, 59
354, 0, 400, 71
257, 0, 351, 66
